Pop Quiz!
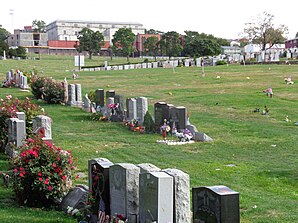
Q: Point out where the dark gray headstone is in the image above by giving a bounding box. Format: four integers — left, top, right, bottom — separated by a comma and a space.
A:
60, 185, 89, 212
192, 185, 240, 223
106, 90, 116, 99
95, 89, 105, 107
170, 106, 187, 131
114, 94, 125, 116
154, 102, 167, 127
88, 158, 113, 216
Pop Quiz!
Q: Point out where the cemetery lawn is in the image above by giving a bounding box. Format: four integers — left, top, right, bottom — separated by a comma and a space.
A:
0, 56, 298, 223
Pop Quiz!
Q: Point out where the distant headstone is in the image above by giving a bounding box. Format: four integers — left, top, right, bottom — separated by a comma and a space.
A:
154, 102, 167, 127
75, 84, 83, 106
62, 78, 68, 103
67, 84, 76, 106
152, 62, 158, 68
106, 90, 116, 99
192, 185, 240, 223
171, 106, 187, 131
110, 163, 140, 222
60, 185, 89, 212
83, 94, 91, 112
114, 94, 125, 116
88, 158, 113, 216
136, 97, 148, 125
142, 63, 147, 69
126, 98, 137, 121
95, 89, 105, 107
163, 168, 191, 223
139, 171, 174, 223
32, 115, 52, 140
5, 118, 26, 157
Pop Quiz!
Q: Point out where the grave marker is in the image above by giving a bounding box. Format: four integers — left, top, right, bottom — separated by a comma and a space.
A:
88, 158, 114, 216
163, 168, 191, 223
139, 171, 174, 223
192, 185, 240, 223
95, 89, 105, 107
110, 163, 140, 222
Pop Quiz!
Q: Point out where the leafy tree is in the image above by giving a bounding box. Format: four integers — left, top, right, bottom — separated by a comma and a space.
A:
112, 28, 136, 62
8, 48, 17, 58
183, 31, 222, 57
0, 27, 10, 42
0, 41, 9, 57
145, 29, 164, 35
16, 46, 27, 59
158, 31, 182, 58
243, 11, 288, 51
144, 36, 159, 60
75, 27, 104, 59
32, 20, 46, 33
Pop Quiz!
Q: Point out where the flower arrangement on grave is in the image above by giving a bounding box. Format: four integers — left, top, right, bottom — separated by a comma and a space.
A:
0, 95, 45, 152
10, 135, 75, 207
2, 79, 16, 88
123, 119, 145, 133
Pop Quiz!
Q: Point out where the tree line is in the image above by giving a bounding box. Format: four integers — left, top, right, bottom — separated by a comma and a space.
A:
0, 12, 291, 60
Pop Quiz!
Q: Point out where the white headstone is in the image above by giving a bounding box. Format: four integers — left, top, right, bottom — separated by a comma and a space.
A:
32, 115, 52, 140
139, 171, 174, 223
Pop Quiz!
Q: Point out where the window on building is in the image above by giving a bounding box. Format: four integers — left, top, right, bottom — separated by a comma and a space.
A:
33, 34, 40, 46
65, 37, 68, 41
99, 25, 103, 29
87, 24, 90, 28
64, 30, 66, 35
75, 31, 78, 35
74, 24, 78, 28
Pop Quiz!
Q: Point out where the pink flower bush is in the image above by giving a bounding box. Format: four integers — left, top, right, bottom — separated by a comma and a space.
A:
11, 136, 75, 207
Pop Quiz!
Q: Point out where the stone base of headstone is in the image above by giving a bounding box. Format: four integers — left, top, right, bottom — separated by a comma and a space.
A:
5, 143, 18, 157
110, 114, 125, 122
194, 132, 213, 142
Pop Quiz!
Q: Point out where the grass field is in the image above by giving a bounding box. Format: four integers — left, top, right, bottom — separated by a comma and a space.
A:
0, 56, 297, 223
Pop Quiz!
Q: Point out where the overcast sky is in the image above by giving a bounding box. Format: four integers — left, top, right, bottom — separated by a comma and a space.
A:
1, 0, 297, 39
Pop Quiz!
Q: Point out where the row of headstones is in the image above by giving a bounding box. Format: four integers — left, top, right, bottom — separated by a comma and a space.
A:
4, 69, 29, 89
61, 158, 240, 223
80, 59, 205, 72
85, 89, 148, 124
5, 113, 52, 157
154, 102, 213, 142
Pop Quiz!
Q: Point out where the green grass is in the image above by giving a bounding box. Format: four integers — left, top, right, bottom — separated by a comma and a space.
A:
0, 56, 298, 222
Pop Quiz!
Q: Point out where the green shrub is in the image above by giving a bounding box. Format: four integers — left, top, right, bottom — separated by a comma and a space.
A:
143, 111, 155, 133
143, 58, 149, 63
11, 135, 74, 207
88, 90, 96, 103
30, 75, 46, 99
216, 60, 227, 65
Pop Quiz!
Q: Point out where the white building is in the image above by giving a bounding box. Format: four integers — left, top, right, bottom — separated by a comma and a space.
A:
46, 20, 146, 43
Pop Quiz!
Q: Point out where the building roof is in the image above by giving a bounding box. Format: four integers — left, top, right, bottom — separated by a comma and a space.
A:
47, 19, 143, 27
